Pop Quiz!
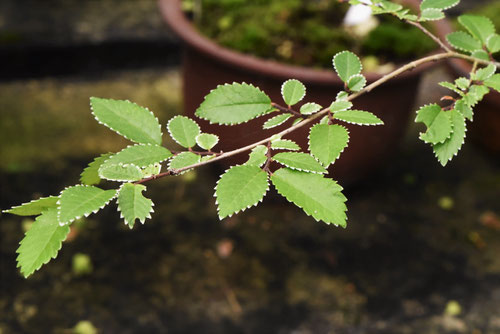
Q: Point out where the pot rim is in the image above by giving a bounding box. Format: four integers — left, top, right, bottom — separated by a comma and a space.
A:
159, 0, 453, 85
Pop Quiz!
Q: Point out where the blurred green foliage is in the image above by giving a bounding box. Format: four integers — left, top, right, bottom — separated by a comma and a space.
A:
184, 0, 435, 68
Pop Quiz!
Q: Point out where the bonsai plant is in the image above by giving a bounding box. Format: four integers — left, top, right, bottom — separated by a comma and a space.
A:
3, 0, 500, 279
159, 0, 453, 183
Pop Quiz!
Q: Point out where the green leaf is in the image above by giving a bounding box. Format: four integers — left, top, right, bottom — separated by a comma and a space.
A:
333, 51, 362, 82
215, 165, 269, 219
309, 124, 349, 167
300, 102, 322, 115
99, 163, 144, 182
58, 185, 117, 225
195, 83, 273, 125
433, 109, 466, 166
484, 74, 500, 93
455, 77, 470, 90
378, 1, 403, 13
455, 99, 473, 121
167, 115, 200, 148
420, 0, 459, 10
347, 74, 367, 92
4, 196, 59, 216
272, 152, 327, 174
334, 110, 384, 125
245, 145, 268, 167
141, 163, 162, 178
415, 104, 453, 144
102, 144, 172, 168
271, 168, 347, 226
90, 97, 162, 145
271, 139, 301, 151
439, 81, 462, 95
319, 116, 329, 125
330, 100, 353, 113
473, 64, 496, 81
420, 8, 445, 21
169, 151, 201, 171
117, 183, 154, 228
263, 113, 293, 129
471, 50, 490, 61
336, 91, 349, 101
16, 208, 70, 278
458, 15, 495, 44
195, 133, 219, 150
467, 85, 489, 106
281, 79, 306, 106
487, 34, 500, 53
80, 153, 113, 186
446, 31, 482, 52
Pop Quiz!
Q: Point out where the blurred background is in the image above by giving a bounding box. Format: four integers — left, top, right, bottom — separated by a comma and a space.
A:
0, 0, 499, 333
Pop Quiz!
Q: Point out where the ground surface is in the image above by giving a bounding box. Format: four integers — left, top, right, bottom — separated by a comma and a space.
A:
0, 66, 499, 334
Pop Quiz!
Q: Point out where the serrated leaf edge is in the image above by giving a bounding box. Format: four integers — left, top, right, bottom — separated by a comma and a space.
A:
214, 166, 270, 220
263, 113, 293, 129
281, 79, 306, 106
307, 124, 350, 167
270, 139, 301, 151
90, 98, 163, 145
332, 51, 363, 82
56, 185, 118, 226
3, 196, 59, 215
117, 183, 155, 228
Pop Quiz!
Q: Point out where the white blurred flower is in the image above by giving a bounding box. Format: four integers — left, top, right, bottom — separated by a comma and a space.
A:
344, 0, 373, 26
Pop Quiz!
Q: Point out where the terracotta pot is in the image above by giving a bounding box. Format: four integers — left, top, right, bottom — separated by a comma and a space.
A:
159, 0, 452, 184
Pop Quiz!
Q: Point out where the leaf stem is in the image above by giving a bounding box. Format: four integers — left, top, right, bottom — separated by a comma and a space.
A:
405, 20, 452, 53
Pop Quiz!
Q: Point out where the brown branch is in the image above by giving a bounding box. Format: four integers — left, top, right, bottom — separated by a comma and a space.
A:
135, 51, 498, 184
271, 102, 302, 117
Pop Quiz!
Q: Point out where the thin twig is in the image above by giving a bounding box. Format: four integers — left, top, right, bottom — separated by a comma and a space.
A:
405, 20, 452, 52
271, 102, 302, 117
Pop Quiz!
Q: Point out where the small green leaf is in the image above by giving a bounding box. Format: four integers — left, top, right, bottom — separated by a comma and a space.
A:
271, 168, 347, 226
169, 152, 201, 172
263, 113, 293, 129
195, 83, 273, 125
473, 64, 496, 81
455, 77, 470, 90
272, 152, 327, 174
484, 74, 500, 93
347, 74, 367, 92
420, 8, 445, 21
16, 208, 70, 278
333, 51, 362, 82
420, 0, 459, 11
215, 165, 269, 219
90, 97, 162, 145
167, 115, 200, 148
102, 144, 172, 168
458, 15, 495, 44
487, 34, 500, 53
300, 102, 322, 115
415, 104, 453, 144
195, 133, 219, 150
336, 91, 349, 101
4, 196, 59, 216
80, 153, 113, 186
446, 31, 482, 52
99, 163, 144, 182
271, 139, 301, 151
334, 110, 384, 126
455, 99, 473, 121
378, 1, 403, 13
117, 183, 154, 228
433, 109, 466, 166
439, 81, 462, 95
141, 163, 162, 178
245, 145, 268, 167
466, 85, 489, 106
330, 100, 353, 113
309, 124, 349, 167
471, 50, 490, 61
319, 116, 329, 125
58, 185, 117, 225
281, 79, 306, 106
